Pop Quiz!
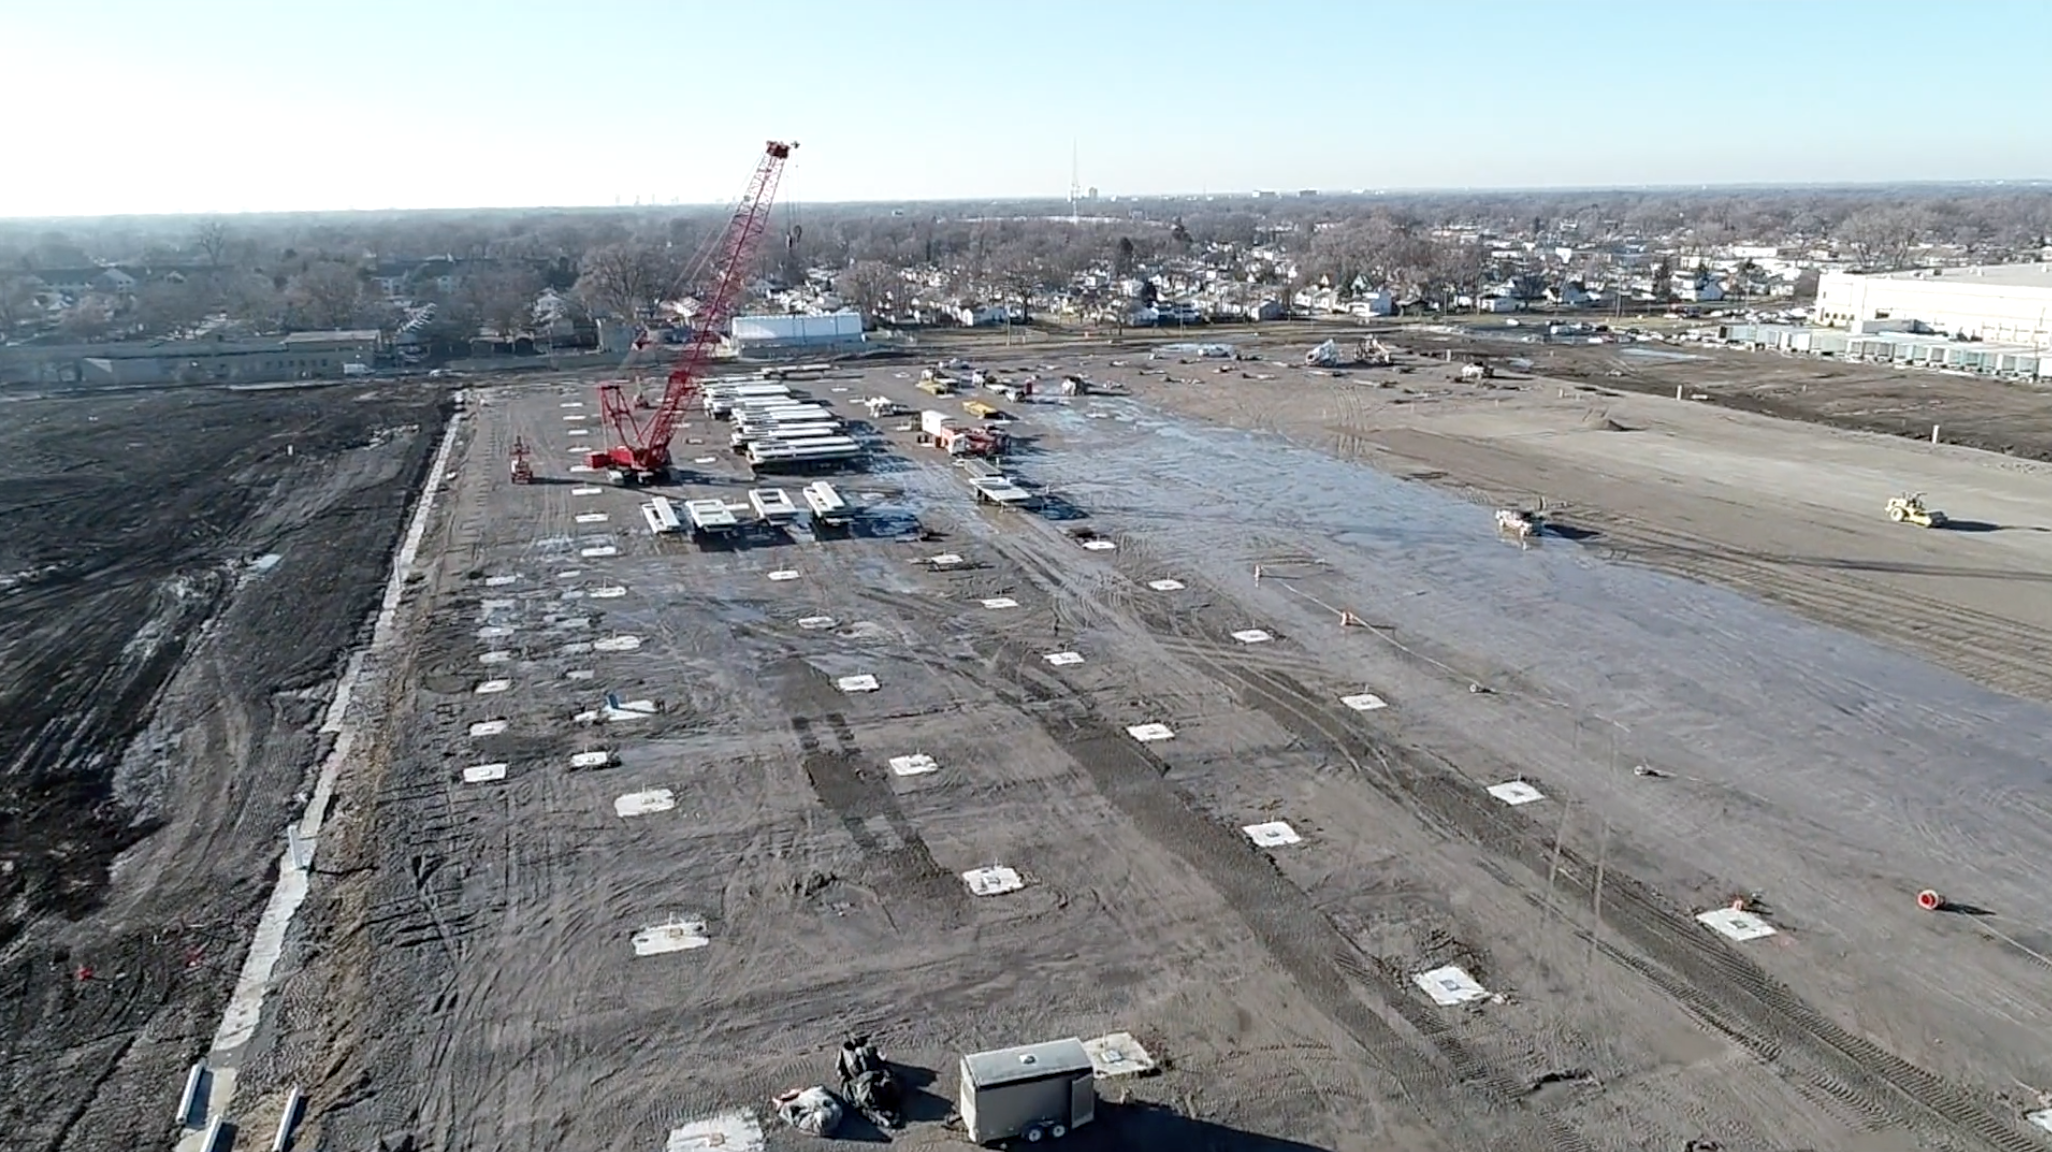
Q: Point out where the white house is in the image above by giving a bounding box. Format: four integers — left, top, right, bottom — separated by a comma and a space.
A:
1672, 274, 1725, 303
1346, 290, 1395, 318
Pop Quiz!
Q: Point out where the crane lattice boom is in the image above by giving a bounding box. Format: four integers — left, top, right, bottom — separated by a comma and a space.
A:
592, 140, 796, 482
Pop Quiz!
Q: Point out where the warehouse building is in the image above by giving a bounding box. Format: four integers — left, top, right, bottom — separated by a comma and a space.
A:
1814, 264, 2052, 347
728, 311, 865, 356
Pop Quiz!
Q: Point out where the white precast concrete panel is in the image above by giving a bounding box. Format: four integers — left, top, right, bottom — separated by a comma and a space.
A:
1414, 965, 1491, 1006
1487, 781, 1545, 806
615, 789, 676, 817
962, 865, 1025, 896
633, 918, 711, 955
1081, 1032, 1158, 1078
666, 1111, 765, 1152
1341, 693, 1388, 711
1697, 907, 1778, 941
888, 754, 939, 777
1243, 821, 1302, 847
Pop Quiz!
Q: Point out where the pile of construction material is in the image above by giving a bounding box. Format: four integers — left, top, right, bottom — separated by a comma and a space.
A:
705, 380, 861, 471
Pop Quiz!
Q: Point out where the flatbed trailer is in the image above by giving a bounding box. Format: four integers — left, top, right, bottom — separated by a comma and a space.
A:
732, 422, 845, 450
642, 495, 685, 535
801, 480, 855, 528
748, 487, 800, 523
970, 474, 1035, 508
683, 498, 740, 538
747, 438, 864, 473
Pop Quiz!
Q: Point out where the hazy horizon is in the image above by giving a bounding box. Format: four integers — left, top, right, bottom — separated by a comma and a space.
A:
11, 0, 2052, 218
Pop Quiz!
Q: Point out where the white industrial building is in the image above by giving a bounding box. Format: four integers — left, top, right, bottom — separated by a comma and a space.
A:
728, 311, 865, 355
1814, 264, 2052, 347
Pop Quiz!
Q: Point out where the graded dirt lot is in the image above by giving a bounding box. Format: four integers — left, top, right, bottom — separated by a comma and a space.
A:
234, 348, 2052, 1152
0, 383, 447, 1150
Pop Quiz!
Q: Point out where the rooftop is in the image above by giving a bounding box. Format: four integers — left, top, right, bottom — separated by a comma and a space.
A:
282, 329, 382, 343
1859, 263, 2052, 290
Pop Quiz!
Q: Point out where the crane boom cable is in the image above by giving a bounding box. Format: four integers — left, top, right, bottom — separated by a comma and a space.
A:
591, 140, 796, 482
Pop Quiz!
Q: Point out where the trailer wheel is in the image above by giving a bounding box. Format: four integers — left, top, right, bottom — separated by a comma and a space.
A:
1023, 1125, 1044, 1143
1050, 1124, 1067, 1139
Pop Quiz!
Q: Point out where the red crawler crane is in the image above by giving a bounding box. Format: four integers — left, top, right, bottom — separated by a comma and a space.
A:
587, 139, 797, 485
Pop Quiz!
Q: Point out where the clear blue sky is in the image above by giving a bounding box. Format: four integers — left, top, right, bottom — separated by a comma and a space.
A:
8, 0, 2049, 217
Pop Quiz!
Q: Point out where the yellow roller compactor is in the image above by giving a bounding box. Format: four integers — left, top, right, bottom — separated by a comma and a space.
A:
1886, 492, 1947, 528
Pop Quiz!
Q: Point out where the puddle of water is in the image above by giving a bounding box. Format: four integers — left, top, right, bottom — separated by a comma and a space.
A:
1041, 395, 2052, 919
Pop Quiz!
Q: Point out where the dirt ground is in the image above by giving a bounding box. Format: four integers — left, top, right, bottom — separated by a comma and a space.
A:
0, 383, 447, 1150
209, 341, 2052, 1152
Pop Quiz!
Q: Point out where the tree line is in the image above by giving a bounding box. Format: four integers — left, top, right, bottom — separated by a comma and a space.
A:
2, 185, 2048, 342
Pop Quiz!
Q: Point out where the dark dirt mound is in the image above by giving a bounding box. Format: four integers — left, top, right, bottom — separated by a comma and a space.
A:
1581, 411, 1634, 432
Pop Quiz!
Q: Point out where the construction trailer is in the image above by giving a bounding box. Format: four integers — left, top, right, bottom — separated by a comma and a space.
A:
683, 498, 740, 541
801, 480, 854, 529
958, 1038, 1096, 1146
937, 424, 1008, 457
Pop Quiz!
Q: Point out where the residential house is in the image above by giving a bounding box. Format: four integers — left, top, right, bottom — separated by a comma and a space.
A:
27, 267, 140, 301
1672, 272, 1725, 303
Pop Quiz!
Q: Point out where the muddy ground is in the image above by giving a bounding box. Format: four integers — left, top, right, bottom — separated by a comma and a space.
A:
1384, 324, 2052, 461
0, 383, 447, 1150
220, 350, 2052, 1152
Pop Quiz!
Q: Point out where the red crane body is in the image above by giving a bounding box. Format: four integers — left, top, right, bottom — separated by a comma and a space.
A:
589, 140, 796, 483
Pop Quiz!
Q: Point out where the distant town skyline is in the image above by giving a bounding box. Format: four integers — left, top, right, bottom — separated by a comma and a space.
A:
9, 0, 2051, 219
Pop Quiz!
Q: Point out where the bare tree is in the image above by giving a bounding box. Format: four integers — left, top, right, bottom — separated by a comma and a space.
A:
193, 220, 231, 267
60, 294, 116, 339
835, 260, 899, 318
574, 242, 675, 320
287, 261, 367, 329
1112, 236, 1138, 278
0, 275, 41, 333
136, 279, 209, 336
462, 264, 543, 340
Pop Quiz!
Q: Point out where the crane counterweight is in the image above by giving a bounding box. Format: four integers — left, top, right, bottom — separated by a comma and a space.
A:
589, 139, 799, 485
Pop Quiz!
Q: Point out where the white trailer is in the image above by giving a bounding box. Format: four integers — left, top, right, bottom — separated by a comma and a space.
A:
801, 480, 853, 527
959, 1038, 1096, 1146
748, 487, 799, 522
920, 409, 957, 438
642, 495, 684, 535
683, 498, 739, 538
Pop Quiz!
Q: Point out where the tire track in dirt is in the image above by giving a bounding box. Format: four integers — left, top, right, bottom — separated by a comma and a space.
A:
1592, 513, 2052, 701
788, 709, 969, 925
1128, 618, 1595, 1152
955, 529, 1557, 1147
1159, 626, 2044, 1152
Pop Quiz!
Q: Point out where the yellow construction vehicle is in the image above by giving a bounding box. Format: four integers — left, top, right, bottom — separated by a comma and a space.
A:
1886, 492, 1947, 527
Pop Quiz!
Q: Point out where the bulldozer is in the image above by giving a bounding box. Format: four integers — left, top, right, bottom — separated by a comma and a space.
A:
1885, 492, 1946, 528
